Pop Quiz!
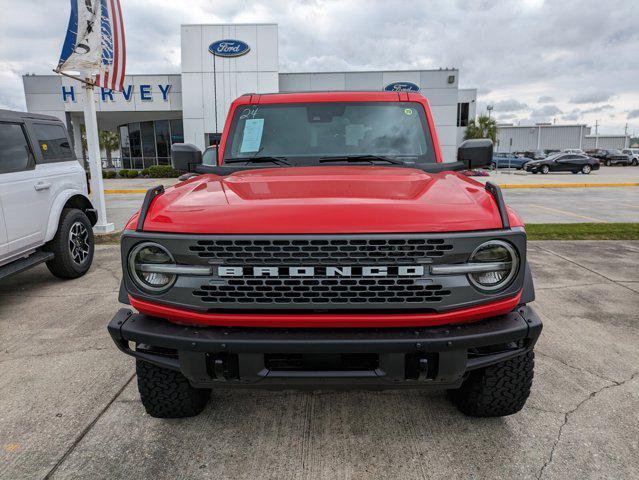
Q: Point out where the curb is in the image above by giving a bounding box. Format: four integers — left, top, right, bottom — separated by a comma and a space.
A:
103, 182, 639, 194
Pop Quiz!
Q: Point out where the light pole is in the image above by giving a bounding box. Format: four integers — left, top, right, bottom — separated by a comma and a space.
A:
487, 105, 493, 118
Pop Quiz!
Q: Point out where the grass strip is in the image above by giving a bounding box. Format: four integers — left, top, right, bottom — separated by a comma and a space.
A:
525, 223, 639, 240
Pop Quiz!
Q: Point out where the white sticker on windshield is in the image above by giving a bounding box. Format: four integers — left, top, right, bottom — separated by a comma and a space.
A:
240, 118, 264, 153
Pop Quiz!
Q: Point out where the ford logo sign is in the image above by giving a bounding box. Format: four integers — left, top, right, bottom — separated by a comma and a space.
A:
208, 39, 250, 57
384, 82, 420, 92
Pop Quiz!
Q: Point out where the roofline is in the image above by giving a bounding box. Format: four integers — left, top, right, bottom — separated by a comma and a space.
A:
280, 68, 458, 75
181, 23, 278, 26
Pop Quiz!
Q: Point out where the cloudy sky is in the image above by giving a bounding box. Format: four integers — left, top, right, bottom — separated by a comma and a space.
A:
1, 0, 637, 134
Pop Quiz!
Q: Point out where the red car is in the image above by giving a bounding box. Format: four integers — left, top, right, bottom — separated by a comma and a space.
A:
108, 91, 541, 418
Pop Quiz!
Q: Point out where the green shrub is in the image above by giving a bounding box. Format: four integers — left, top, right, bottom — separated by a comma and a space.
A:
102, 170, 117, 179
125, 169, 139, 178
140, 168, 150, 177
147, 165, 181, 178
118, 169, 129, 178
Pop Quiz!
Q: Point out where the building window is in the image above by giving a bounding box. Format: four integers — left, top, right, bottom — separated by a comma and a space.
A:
128, 122, 142, 169
119, 125, 130, 160
154, 120, 171, 165
140, 121, 156, 165
170, 119, 184, 144
457, 102, 470, 127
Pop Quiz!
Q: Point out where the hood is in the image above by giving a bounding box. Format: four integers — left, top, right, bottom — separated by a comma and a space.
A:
137, 166, 506, 234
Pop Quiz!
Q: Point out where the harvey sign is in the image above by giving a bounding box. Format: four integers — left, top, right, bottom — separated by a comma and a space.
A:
61, 83, 172, 103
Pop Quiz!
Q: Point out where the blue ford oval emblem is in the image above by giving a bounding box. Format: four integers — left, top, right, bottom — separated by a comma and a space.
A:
384, 82, 421, 92
209, 39, 251, 57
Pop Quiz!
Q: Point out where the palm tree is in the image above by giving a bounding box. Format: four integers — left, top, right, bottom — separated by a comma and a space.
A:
80, 126, 120, 168
99, 131, 120, 168
464, 114, 497, 143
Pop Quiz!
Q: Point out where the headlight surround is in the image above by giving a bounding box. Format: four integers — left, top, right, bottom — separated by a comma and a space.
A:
128, 242, 176, 293
467, 240, 519, 292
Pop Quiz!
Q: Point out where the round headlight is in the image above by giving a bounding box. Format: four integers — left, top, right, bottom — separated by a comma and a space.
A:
128, 242, 176, 293
468, 240, 518, 292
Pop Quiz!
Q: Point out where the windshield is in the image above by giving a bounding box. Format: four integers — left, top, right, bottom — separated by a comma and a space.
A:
223, 102, 436, 166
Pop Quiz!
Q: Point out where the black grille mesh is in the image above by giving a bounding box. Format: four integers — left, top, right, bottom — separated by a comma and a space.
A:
193, 278, 451, 305
188, 238, 453, 265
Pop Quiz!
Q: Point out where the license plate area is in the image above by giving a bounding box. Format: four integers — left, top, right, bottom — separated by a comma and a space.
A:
265, 353, 379, 372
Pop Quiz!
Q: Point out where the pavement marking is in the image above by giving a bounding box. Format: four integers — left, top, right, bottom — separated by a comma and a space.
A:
105, 188, 147, 194
529, 204, 608, 223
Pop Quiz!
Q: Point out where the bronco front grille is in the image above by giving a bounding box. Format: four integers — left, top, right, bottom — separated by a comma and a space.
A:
188, 238, 453, 265
193, 277, 452, 305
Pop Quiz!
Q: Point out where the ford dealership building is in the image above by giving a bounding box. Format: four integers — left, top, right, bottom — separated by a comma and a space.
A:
22, 23, 477, 165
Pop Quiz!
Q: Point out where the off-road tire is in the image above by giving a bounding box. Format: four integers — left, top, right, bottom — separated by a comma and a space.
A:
45, 208, 94, 279
136, 360, 211, 418
447, 351, 534, 417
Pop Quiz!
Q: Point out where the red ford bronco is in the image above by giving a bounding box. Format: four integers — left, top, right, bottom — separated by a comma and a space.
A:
108, 91, 541, 418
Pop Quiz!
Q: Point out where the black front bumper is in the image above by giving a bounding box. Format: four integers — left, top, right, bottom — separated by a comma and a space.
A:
108, 306, 542, 389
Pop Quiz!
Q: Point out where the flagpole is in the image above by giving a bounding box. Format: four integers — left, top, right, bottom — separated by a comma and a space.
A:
82, 78, 114, 233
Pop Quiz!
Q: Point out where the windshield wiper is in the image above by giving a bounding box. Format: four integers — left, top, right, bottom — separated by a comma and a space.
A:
224, 156, 291, 166
319, 155, 403, 165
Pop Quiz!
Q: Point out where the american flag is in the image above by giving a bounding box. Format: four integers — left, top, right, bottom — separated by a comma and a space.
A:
95, 0, 126, 92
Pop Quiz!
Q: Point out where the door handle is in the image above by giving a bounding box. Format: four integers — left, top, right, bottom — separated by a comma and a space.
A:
34, 182, 51, 191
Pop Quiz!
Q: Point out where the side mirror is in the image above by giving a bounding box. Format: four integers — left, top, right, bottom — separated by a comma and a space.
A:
458, 139, 493, 169
171, 143, 202, 172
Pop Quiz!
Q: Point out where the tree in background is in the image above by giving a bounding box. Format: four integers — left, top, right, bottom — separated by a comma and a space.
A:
464, 114, 497, 144
99, 131, 120, 168
80, 125, 120, 168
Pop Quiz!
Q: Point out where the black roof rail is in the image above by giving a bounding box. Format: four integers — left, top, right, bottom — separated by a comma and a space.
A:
484, 181, 510, 229
136, 185, 165, 232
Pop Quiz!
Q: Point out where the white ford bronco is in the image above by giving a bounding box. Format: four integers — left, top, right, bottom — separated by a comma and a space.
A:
0, 109, 97, 280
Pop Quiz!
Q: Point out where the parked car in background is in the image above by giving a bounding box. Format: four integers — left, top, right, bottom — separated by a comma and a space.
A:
524, 152, 600, 174
563, 148, 585, 154
586, 148, 631, 166
0, 109, 97, 280
490, 153, 529, 170
621, 149, 639, 166
516, 150, 546, 160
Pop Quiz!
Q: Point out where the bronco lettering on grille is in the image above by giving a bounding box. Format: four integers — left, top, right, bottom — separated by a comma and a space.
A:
217, 266, 425, 277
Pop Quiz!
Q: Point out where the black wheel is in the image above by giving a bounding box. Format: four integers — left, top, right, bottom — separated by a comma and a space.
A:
136, 360, 211, 418
571, 170, 579, 174
45, 208, 94, 279
605, 160, 611, 166
447, 351, 534, 417
540, 165, 550, 174
530, 170, 538, 174
581, 164, 592, 174
631, 159, 638, 166
489, 162, 496, 171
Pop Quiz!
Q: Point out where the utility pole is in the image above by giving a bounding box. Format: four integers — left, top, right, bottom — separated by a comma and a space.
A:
595, 120, 599, 148
487, 105, 493, 118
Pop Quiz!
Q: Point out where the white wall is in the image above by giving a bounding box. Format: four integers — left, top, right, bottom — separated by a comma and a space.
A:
181, 23, 279, 150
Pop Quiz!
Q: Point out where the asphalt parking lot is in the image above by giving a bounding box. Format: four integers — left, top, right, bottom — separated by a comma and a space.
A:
1, 242, 638, 479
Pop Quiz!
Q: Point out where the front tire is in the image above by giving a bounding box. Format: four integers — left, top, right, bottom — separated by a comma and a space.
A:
45, 208, 94, 279
136, 360, 211, 418
540, 165, 550, 174
631, 159, 638, 166
605, 159, 611, 166
448, 351, 534, 417
581, 164, 592, 174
